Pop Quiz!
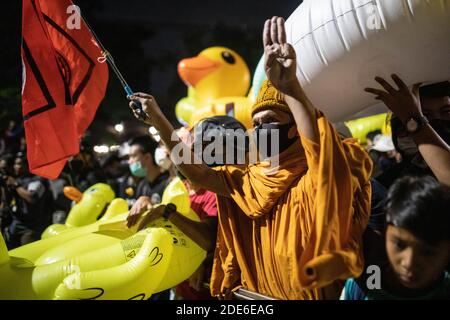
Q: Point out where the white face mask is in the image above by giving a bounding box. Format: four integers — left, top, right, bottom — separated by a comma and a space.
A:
154, 147, 172, 171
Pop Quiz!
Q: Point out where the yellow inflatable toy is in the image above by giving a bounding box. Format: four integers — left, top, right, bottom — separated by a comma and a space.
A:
177, 47, 253, 129
178, 47, 250, 103
63, 186, 83, 202
345, 113, 391, 145
42, 198, 129, 239
189, 96, 253, 129
175, 87, 201, 126
0, 178, 206, 300
42, 183, 116, 238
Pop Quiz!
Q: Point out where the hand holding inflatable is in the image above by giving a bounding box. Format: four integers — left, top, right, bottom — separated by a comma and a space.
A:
365, 74, 423, 123
137, 205, 166, 231
127, 196, 153, 228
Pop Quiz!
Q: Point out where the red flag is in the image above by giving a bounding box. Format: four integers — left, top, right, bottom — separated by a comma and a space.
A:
21, 0, 108, 179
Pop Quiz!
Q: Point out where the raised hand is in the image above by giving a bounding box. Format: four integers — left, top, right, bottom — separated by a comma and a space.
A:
365, 74, 423, 123
128, 92, 162, 126
263, 16, 300, 96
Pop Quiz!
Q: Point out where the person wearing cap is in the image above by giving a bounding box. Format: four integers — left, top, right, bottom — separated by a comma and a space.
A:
128, 17, 372, 299
4, 155, 54, 248
128, 116, 248, 300
367, 134, 401, 176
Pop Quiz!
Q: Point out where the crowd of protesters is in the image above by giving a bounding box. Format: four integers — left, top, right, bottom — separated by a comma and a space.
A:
1, 16, 449, 300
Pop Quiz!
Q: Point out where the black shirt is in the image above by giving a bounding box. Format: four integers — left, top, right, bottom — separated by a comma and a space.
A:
135, 171, 170, 205
12, 175, 54, 232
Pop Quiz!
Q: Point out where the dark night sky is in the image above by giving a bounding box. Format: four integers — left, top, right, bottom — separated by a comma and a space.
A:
0, 0, 302, 144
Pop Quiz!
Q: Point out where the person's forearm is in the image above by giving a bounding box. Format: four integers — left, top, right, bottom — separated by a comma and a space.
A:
412, 125, 450, 186
284, 82, 319, 143
150, 109, 207, 182
168, 212, 216, 252
150, 109, 229, 196
16, 187, 34, 203
151, 108, 180, 151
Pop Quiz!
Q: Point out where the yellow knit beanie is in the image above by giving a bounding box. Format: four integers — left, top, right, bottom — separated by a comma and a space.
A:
251, 80, 291, 117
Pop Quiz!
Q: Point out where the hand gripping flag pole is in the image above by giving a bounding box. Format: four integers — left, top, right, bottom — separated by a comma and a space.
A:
80, 12, 149, 121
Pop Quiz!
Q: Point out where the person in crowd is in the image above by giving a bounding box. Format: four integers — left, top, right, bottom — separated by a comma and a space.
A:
126, 135, 172, 300
117, 170, 142, 207
366, 78, 450, 186
0, 154, 14, 177
3, 120, 23, 155
4, 155, 54, 248
126, 136, 171, 222
68, 139, 107, 192
0, 154, 15, 236
113, 142, 141, 204
100, 153, 125, 196
154, 143, 178, 179
128, 116, 248, 299
366, 130, 382, 149
128, 17, 373, 300
368, 134, 401, 177
342, 176, 450, 300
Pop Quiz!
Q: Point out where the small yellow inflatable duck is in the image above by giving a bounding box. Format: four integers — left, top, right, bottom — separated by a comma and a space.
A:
41, 183, 119, 239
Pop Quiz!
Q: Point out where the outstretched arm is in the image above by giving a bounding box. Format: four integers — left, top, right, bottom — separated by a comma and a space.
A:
136, 205, 217, 252
365, 74, 450, 185
128, 93, 229, 196
263, 17, 319, 144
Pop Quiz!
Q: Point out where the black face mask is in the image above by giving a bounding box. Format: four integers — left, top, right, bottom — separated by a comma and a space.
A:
253, 122, 296, 158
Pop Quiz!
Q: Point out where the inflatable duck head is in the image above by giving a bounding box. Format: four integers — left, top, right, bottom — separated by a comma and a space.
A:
178, 47, 250, 103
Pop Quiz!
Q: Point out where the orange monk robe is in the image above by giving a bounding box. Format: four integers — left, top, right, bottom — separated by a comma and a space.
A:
210, 112, 373, 300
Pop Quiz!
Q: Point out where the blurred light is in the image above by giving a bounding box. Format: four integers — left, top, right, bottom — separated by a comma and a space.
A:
153, 134, 161, 142
109, 145, 120, 152
114, 123, 124, 133
149, 126, 158, 135
94, 145, 109, 154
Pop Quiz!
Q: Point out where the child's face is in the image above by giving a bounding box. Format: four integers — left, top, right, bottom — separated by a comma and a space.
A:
386, 225, 450, 290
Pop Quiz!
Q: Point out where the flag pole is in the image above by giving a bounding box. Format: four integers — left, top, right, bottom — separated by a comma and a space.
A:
78, 9, 149, 121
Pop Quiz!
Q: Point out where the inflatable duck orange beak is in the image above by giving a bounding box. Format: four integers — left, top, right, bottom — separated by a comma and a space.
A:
178, 55, 220, 87
64, 186, 83, 203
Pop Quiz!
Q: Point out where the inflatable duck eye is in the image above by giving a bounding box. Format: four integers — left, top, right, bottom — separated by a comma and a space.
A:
221, 51, 235, 64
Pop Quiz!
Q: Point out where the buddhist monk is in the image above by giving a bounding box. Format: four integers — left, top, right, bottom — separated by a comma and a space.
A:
128, 16, 372, 299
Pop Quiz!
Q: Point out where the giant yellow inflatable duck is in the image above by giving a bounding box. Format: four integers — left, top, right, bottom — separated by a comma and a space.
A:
175, 86, 200, 127
177, 47, 253, 128
178, 47, 250, 102
0, 178, 206, 299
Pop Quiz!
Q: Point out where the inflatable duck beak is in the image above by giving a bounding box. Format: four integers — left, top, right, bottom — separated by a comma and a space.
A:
63, 186, 83, 203
178, 55, 220, 87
